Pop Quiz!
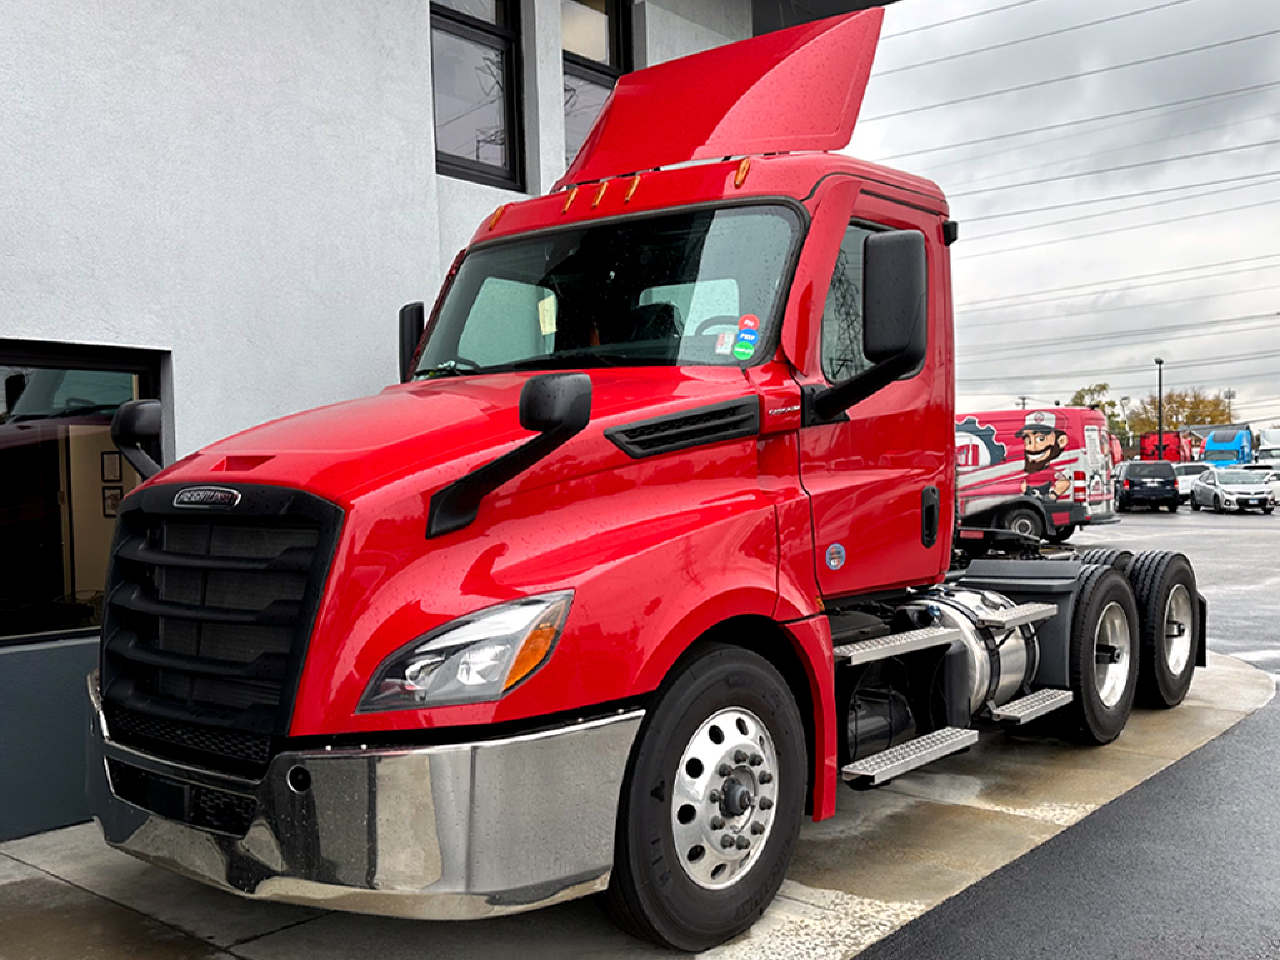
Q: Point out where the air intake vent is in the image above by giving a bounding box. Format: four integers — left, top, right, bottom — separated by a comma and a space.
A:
606, 398, 760, 459
100, 483, 342, 778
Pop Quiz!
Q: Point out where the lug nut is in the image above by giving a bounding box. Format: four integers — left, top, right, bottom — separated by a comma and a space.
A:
708, 790, 722, 803
758, 771, 773, 784
749, 753, 763, 766
720, 835, 735, 849
735, 835, 751, 850
719, 764, 732, 777
710, 816, 725, 830
751, 822, 765, 835
759, 797, 773, 810
734, 750, 748, 764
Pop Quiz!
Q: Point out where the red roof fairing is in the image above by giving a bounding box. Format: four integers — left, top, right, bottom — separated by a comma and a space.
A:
558, 9, 884, 187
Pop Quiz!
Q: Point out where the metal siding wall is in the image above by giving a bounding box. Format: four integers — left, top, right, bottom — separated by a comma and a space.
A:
0, 639, 99, 842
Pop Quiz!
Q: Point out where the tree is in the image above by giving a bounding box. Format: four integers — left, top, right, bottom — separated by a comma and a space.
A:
1128, 388, 1234, 435
1068, 383, 1127, 438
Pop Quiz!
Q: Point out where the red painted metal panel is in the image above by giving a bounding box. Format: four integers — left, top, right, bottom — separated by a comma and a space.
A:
559, 9, 883, 187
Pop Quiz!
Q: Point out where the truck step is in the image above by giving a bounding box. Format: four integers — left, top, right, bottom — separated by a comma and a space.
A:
833, 626, 961, 665
988, 688, 1074, 724
975, 602, 1059, 630
842, 726, 979, 784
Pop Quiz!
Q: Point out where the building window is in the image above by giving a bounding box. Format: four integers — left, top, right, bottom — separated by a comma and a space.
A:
563, 0, 629, 168
0, 341, 162, 646
432, 0, 524, 190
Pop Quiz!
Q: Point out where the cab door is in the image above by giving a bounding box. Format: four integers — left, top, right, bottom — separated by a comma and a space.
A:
792, 185, 954, 599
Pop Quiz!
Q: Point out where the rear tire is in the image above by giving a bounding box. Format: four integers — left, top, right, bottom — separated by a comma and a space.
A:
1045, 524, 1075, 544
1127, 552, 1198, 709
1061, 566, 1140, 745
1003, 506, 1043, 540
603, 644, 806, 952
1076, 549, 1134, 574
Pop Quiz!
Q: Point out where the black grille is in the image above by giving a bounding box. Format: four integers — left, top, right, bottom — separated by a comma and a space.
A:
107, 758, 256, 837
104, 702, 271, 775
101, 483, 342, 777
606, 398, 760, 458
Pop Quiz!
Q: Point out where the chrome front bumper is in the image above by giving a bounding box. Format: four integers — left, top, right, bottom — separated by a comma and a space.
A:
86, 678, 644, 919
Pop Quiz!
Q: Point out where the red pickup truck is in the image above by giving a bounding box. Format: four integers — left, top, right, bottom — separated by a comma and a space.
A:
88, 11, 1206, 951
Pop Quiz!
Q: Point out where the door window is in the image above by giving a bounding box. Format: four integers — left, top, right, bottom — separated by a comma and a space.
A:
821, 223, 876, 383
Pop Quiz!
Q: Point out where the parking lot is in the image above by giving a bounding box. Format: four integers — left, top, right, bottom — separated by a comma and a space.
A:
1, 510, 1275, 960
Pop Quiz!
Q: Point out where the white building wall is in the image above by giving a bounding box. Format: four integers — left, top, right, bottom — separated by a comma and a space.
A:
1, 0, 753, 459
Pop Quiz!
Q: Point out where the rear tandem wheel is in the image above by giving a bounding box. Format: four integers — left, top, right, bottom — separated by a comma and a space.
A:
1060, 565, 1141, 745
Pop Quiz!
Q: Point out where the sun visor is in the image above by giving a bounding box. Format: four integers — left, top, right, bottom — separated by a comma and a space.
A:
559, 8, 884, 188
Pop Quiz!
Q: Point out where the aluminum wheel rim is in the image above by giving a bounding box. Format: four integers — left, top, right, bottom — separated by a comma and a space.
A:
1164, 583, 1193, 676
670, 706, 778, 890
1010, 515, 1037, 537
1093, 601, 1132, 708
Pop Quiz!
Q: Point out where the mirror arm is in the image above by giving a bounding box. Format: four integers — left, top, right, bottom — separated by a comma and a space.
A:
426, 375, 591, 539
808, 349, 918, 424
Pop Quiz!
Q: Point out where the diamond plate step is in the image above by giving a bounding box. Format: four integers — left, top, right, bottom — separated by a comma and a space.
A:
842, 726, 979, 784
988, 688, 1074, 724
832, 626, 962, 665
975, 602, 1059, 630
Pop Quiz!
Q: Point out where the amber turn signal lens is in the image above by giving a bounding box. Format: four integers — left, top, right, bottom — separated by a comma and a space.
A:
504, 595, 572, 690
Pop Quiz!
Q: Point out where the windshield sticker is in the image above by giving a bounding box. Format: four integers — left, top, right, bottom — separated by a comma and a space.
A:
538, 294, 557, 336
732, 340, 755, 361
715, 332, 734, 355
736, 328, 758, 345
738, 313, 760, 332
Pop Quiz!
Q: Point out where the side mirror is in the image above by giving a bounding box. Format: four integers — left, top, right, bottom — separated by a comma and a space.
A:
427, 374, 592, 538
399, 301, 425, 383
863, 230, 928, 365
810, 229, 927, 422
111, 399, 163, 479
4, 373, 27, 414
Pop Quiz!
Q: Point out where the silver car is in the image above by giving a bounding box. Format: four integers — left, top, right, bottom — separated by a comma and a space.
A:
1189, 468, 1277, 514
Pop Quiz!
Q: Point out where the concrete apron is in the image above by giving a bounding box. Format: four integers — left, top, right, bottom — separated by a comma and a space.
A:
0, 653, 1272, 960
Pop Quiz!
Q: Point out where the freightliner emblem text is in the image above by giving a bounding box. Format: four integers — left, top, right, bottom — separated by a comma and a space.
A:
173, 486, 242, 508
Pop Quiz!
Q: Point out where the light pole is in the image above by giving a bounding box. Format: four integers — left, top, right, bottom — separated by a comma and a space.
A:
1155, 358, 1165, 460
1120, 396, 1131, 449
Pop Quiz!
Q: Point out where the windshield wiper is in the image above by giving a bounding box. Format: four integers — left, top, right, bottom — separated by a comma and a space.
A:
493, 353, 642, 372
413, 359, 481, 379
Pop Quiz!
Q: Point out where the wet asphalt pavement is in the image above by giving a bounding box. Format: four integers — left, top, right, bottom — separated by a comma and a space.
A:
859, 509, 1280, 960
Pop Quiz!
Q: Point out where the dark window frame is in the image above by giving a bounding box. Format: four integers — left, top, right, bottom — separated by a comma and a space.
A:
431, 1, 526, 191
563, 0, 631, 163
0, 339, 164, 649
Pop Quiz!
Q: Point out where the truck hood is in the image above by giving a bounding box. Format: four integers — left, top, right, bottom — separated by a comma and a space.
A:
155, 367, 754, 507
559, 8, 883, 186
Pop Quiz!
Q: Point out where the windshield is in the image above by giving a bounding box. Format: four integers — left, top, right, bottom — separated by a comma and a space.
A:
416, 204, 801, 377
1174, 464, 1209, 476
1202, 450, 1239, 461
1259, 447, 1280, 459
1218, 470, 1265, 485
1127, 462, 1174, 478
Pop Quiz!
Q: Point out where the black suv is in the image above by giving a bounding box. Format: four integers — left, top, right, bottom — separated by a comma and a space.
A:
1114, 460, 1179, 512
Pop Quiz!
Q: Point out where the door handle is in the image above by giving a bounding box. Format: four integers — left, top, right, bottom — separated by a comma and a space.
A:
921, 485, 940, 548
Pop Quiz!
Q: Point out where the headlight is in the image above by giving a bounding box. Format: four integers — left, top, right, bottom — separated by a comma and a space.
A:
360, 592, 572, 711
1224, 497, 1235, 505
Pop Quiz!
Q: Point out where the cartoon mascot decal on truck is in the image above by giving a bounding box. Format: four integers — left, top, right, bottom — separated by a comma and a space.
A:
1017, 410, 1071, 500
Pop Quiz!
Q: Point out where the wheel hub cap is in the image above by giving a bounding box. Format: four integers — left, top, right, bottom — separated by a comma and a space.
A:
1164, 583, 1193, 675
670, 707, 778, 890
1093, 601, 1132, 708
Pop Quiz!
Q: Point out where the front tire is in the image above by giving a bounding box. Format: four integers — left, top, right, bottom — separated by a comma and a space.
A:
1214, 495, 1225, 514
603, 644, 806, 952
1062, 566, 1140, 745
1128, 552, 1198, 709
1190, 496, 1201, 511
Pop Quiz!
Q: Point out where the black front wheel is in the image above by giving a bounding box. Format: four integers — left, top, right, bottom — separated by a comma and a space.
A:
1190, 495, 1201, 511
603, 644, 806, 952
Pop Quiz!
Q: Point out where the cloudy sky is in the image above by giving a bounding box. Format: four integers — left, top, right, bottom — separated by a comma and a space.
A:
845, 0, 1280, 425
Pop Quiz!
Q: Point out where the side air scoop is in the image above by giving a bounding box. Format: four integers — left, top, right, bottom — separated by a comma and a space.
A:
558, 8, 884, 188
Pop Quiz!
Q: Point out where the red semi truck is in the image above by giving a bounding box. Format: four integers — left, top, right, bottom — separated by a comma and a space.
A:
956, 406, 1117, 543
1139, 430, 1194, 462
87, 12, 1207, 952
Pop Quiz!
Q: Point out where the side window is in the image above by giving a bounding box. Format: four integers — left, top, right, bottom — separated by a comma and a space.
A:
821, 223, 876, 383
457, 276, 554, 365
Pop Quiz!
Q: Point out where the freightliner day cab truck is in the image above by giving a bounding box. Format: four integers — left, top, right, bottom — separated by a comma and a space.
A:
87, 11, 1208, 952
